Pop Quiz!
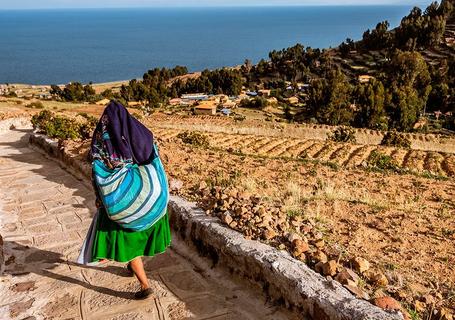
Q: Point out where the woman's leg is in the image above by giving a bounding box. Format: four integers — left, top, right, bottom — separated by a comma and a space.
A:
129, 257, 150, 290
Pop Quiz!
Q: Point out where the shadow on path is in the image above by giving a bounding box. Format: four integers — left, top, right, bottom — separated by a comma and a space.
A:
4, 240, 134, 300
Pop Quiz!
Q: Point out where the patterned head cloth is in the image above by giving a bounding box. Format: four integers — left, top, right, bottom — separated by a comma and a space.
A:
90, 100, 154, 168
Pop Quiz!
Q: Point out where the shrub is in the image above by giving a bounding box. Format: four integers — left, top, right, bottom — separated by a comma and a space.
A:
367, 151, 400, 171
79, 115, 98, 140
31, 110, 53, 129
329, 126, 357, 143
177, 131, 209, 147
239, 96, 269, 110
25, 101, 45, 109
381, 131, 411, 148
233, 115, 246, 122
31, 110, 97, 141
44, 116, 81, 140
131, 112, 143, 120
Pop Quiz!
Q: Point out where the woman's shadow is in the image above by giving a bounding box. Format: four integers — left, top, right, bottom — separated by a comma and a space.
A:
3, 240, 135, 300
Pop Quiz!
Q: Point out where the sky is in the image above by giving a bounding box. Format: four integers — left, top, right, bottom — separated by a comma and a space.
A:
0, 0, 434, 10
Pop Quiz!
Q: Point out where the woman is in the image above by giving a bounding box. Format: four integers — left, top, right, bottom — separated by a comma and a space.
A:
78, 101, 171, 299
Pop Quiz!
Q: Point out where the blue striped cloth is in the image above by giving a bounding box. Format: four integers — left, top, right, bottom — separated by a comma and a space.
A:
92, 144, 169, 231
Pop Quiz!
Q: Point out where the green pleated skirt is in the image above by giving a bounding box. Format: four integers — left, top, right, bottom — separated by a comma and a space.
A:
91, 208, 171, 263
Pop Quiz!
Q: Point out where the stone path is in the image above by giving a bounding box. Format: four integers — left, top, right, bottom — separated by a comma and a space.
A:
0, 130, 296, 320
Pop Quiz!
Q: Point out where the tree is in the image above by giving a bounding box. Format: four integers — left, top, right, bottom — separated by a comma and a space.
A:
353, 80, 388, 129
307, 68, 353, 125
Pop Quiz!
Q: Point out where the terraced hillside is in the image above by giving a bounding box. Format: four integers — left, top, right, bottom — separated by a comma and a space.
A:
151, 127, 455, 178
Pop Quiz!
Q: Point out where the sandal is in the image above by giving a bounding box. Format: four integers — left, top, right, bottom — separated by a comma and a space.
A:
134, 287, 154, 300
126, 262, 134, 276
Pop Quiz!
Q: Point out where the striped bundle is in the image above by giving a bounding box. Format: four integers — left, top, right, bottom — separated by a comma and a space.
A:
93, 144, 169, 231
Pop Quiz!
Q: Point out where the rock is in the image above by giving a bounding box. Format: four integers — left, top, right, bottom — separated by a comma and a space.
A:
288, 232, 302, 243
313, 239, 325, 249
199, 181, 208, 191
301, 225, 312, 234
372, 296, 402, 312
368, 272, 389, 287
312, 250, 328, 263
345, 285, 370, 300
10, 281, 36, 292
414, 300, 426, 313
221, 213, 233, 226
229, 221, 238, 229
314, 261, 324, 274
292, 239, 310, 257
335, 268, 360, 285
263, 229, 277, 240
321, 260, 338, 276
169, 178, 184, 192
352, 257, 370, 273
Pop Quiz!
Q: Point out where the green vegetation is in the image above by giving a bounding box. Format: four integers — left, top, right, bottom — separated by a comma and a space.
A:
172, 68, 243, 96
177, 131, 210, 147
329, 126, 357, 143
239, 96, 269, 110
25, 101, 45, 109
381, 131, 412, 148
119, 66, 188, 108
31, 110, 96, 141
50, 82, 98, 102
367, 151, 400, 171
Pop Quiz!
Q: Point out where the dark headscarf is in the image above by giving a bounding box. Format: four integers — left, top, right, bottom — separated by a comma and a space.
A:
90, 101, 154, 167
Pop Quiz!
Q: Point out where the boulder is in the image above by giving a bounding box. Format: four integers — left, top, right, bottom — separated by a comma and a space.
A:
321, 260, 338, 276
335, 268, 360, 285
352, 257, 370, 273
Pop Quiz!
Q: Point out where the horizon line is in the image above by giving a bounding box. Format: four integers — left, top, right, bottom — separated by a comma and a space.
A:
0, 3, 426, 11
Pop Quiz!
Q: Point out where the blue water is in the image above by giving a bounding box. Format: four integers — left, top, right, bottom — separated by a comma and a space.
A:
0, 6, 418, 84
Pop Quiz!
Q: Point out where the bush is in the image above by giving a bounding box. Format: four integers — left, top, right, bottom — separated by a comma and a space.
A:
367, 151, 400, 171
31, 110, 97, 141
31, 110, 53, 129
329, 126, 357, 143
381, 131, 411, 148
177, 131, 209, 147
26, 101, 45, 109
131, 112, 143, 120
44, 116, 81, 140
239, 97, 269, 110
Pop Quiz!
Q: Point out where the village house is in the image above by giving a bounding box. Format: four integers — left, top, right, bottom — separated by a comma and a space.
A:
287, 96, 299, 105
194, 101, 217, 115
128, 101, 143, 107
258, 89, 271, 97
169, 98, 183, 106
358, 75, 375, 84
221, 100, 237, 109
181, 93, 208, 101
267, 97, 278, 105
96, 98, 111, 106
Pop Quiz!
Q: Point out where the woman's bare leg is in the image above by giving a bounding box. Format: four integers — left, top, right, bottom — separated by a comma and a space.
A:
129, 257, 150, 290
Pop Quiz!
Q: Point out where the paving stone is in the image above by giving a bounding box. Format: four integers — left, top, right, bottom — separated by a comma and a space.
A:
33, 231, 80, 248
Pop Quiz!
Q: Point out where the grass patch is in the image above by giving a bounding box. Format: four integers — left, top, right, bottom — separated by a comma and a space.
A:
177, 131, 210, 147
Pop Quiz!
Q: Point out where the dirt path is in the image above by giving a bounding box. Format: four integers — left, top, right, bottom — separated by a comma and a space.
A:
0, 130, 296, 320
